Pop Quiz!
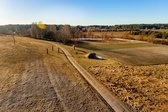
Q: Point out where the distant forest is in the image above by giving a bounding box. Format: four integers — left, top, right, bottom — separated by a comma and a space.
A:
1, 24, 168, 35
0, 24, 168, 44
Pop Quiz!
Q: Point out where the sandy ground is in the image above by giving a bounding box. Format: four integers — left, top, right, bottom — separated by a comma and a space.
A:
0, 36, 113, 112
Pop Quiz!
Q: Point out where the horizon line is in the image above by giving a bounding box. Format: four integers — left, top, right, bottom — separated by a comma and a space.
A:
1, 23, 168, 26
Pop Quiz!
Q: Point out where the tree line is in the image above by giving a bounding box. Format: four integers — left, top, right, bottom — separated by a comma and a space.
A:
1, 24, 168, 42
0, 24, 82, 44
131, 30, 168, 39
1, 24, 168, 35
113, 24, 168, 30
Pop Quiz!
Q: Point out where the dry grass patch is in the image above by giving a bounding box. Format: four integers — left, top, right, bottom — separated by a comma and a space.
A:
64, 44, 168, 112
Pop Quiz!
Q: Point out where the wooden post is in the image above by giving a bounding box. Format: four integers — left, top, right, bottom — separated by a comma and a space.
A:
73, 45, 75, 50
58, 47, 60, 53
52, 45, 54, 51
12, 32, 16, 45
47, 48, 49, 54
13, 35, 16, 45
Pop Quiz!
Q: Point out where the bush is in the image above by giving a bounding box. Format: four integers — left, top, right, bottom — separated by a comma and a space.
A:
153, 39, 168, 45
43, 31, 55, 40
153, 32, 163, 38
144, 31, 153, 36
131, 31, 142, 35
162, 32, 168, 39
131, 30, 168, 39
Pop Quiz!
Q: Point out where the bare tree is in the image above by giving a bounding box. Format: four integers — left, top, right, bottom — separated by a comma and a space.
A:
71, 26, 81, 45
30, 23, 39, 38
59, 25, 72, 44
44, 25, 57, 40
30, 22, 46, 39
71, 27, 81, 38
47, 25, 56, 33
29, 24, 72, 44
87, 28, 94, 38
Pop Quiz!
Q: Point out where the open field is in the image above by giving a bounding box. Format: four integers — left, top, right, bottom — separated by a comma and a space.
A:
86, 30, 168, 46
77, 40, 168, 65
152, 29, 168, 33
63, 40, 168, 112
0, 36, 113, 112
84, 31, 129, 39
1, 36, 168, 112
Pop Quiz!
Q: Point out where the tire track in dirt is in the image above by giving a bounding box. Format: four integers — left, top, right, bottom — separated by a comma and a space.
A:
0, 59, 65, 112
0, 37, 65, 112
45, 56, 114, 112
0, 36, 113, 112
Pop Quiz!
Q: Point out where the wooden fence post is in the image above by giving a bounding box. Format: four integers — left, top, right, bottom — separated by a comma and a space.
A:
52, 45, 54, 51
58, 47, 60, 53
47, 48, 49, 54
12, 33, 16, 45
73, 45, 75, 50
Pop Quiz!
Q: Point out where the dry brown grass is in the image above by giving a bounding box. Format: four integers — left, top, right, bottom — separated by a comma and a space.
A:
89, 65, 168, 112
64, 42, 168, 112
84, 31, 168, 45
0, 36, 66, 112
0, 36, 113, 112
84, 31, 129, 38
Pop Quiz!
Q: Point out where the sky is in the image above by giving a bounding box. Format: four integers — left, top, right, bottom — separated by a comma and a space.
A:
0, 0, 168, 25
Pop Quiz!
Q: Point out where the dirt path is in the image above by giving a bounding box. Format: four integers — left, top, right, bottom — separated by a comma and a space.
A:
0, 36, 113, 112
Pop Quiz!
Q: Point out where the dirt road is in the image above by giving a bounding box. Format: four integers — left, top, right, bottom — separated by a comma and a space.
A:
0, 36, 113, 112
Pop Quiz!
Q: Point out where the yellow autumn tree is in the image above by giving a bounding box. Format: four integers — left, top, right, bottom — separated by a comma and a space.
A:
36, 21, 46, 30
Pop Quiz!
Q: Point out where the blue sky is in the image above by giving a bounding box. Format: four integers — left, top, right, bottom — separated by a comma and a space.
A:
0, 0, 168, 25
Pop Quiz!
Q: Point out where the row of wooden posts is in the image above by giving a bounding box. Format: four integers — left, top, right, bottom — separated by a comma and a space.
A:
11, 34, 75, 54
46, 45, 61, 54
46, 45, 75, 54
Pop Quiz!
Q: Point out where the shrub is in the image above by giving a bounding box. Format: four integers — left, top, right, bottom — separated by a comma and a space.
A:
153, 39, 168, 45
43, 31, 55, 40
153, 32, 163, 38
131, 31, 142, 35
